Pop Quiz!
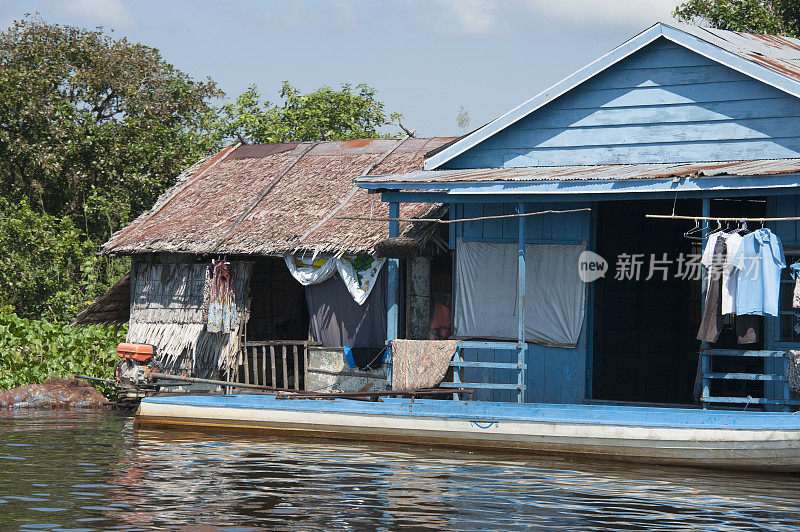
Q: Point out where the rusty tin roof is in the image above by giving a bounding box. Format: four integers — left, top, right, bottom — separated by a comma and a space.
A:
103, 137, 457, 256
356, 158, 800, 185
677, 24, 800, 83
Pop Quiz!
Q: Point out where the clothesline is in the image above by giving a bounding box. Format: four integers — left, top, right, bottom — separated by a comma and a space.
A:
335, 207, 591, 225
646, 214, 800, 222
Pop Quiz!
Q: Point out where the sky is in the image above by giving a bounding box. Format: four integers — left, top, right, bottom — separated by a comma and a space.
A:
0, 0, 681, 137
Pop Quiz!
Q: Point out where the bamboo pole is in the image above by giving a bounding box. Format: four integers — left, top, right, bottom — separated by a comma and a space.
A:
149, 372, 294, 392
646, 214, 800, 221
335, 207, 591, 225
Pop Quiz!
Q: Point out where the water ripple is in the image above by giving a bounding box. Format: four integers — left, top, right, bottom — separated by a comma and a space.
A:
2, 410, 800, 530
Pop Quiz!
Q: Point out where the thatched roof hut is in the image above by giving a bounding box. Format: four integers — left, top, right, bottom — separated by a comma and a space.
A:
103, 137, 456, 257
91, 137, 456, 381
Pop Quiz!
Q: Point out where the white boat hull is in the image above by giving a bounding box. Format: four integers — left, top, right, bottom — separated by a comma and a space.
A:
136, 396, 800, 472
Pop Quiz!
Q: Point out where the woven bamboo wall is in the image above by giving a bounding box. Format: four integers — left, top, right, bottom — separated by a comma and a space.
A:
127, 257, 252, 377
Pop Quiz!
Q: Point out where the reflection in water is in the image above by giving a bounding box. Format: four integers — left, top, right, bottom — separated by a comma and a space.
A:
1, 410, 800, 530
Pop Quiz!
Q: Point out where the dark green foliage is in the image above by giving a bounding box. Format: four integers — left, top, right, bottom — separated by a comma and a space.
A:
0, 17, 400, 328
674, 0, 800, 37
0, 312, 126, 391
0, 17, 221, 239
208, 81, 402, 145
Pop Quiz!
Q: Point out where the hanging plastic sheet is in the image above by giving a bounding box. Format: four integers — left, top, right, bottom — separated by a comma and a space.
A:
336, 254, 386, 305
283, 253, 337, 285
284, 252, 385, 306
454, 239, 587, 347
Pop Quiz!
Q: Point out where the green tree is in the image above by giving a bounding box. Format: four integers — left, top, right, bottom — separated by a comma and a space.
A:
0, 17, 222, 241
0, 17, 222, 320
209, 81, 401, 145
673, 0, 800, 37
0, 198, 93, 320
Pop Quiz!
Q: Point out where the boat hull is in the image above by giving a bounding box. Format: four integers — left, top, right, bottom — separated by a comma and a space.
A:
135, 395, 800, 472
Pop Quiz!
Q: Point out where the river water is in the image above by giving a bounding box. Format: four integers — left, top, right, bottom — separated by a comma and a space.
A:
2, 410, 800, 531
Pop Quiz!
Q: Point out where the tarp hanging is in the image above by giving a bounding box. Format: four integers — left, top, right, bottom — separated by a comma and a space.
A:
284, 252, 385, 305
305, 268, 387, 350
454, 239, 586, 347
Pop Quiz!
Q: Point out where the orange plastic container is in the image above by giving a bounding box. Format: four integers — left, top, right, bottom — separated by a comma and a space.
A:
117, 343, 155, 363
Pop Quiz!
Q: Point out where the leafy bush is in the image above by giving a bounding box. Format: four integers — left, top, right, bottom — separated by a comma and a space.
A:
0, 312, 126, 393
0, 198, 127, 322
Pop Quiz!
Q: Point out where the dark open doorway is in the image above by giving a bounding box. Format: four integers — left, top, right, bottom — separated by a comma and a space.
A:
592, 198, 767, 404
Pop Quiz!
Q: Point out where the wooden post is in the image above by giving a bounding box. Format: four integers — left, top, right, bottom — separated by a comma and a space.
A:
261, 346, 267, 386
303, 346, 309, 391
386, 201, 400, 389
783, 355, 791, 412
243, 346, 250, 385
699, 198, 711, 407
293, 345, 299, 390
270, 345, 277, 388
388, 201, 400, 341
452, 345, 462, 401
701, 351, 710, 410
517, 200, 526, 404
282, 345, 289, 389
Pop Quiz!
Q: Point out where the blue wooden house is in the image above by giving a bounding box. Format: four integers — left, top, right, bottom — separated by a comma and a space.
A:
356, 22, 800, 408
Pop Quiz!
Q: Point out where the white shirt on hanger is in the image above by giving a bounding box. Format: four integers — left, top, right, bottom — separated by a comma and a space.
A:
701, 231, 743, 315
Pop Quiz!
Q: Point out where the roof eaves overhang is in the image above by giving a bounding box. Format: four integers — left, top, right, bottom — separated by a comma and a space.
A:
355, 173, 800, 199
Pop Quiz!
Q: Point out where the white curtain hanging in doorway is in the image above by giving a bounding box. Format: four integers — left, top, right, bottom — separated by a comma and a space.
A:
454, 238, 587, 347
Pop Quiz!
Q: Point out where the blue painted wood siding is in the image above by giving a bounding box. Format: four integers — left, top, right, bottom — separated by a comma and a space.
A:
444, 38, 800, 169
454, 202, 591, 403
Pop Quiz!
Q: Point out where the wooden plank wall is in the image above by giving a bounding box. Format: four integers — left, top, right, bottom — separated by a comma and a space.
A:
455, 202, 591, 403
444, 38, 800, 169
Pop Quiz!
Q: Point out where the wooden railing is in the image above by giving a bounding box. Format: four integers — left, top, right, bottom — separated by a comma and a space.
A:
388, 340, 526, 403
700, 349, 799, 410
239, 340, 321, 390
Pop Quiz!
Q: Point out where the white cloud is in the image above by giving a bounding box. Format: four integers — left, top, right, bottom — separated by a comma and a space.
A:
61, 0, 133, 28
531, 0, 677, 26
404, 0, 677, 36
333, 0, 356, 28
272, 0, 357, 30
418, 0, 501, 36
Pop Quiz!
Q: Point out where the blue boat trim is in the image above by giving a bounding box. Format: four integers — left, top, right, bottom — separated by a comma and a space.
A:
141, 395, 800, 431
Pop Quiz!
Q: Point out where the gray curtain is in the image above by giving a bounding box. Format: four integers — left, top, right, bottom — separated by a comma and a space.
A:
305, 268, 387, 349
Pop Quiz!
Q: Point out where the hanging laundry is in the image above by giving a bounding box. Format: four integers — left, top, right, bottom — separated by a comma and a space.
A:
201, 263, 213, 324
730, 228, 786, 317
791, 263, 800, 335
700, 231, 742, 315
697, 237, 727, 343
207, 259, 236, 333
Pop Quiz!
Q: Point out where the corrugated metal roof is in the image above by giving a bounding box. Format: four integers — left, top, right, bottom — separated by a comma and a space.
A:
675, 23, 800, 82
102, 137, 457, 256
356, 158, 800, 184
